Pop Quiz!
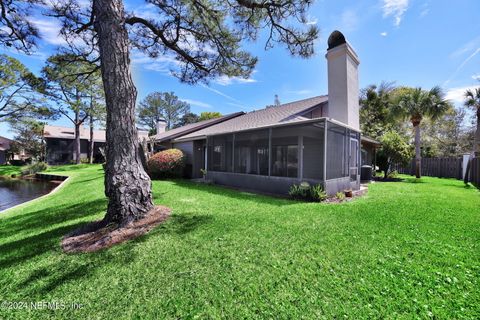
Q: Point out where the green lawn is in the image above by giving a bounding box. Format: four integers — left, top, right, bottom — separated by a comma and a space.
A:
1, 165, 479, 319
0, 165, 23, 177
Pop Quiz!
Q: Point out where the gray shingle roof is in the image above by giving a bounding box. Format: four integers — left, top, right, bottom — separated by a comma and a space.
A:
153, 112, 245, 142
175, 95, 328, 141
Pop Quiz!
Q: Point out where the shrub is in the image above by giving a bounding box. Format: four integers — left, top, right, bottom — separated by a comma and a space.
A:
387, 170, 398, 179
289, 182, 327, 202
147, 149, 185, 179
310, 184, 327, 202
21, 162, 48, 176
335, 191, 346, 201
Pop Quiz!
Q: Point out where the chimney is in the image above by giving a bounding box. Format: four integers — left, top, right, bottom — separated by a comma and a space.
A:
325, 30, 360, 130
156, 118, 167, 134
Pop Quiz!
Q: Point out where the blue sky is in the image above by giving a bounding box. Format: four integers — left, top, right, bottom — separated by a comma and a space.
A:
1, 0, 479, 138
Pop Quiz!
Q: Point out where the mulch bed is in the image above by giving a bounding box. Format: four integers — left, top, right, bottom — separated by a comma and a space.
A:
62, 206, 171, 253
324, 185, 369, 203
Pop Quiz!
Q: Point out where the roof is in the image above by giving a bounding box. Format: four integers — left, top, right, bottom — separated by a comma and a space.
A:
43, 125, 150, 142
361, 135, 381, 147
153, 112, 245, 142
175, 95, 328, 141
0, 136, 13, 151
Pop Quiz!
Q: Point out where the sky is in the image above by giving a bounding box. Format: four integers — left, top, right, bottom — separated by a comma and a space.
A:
1, 0, 479, 139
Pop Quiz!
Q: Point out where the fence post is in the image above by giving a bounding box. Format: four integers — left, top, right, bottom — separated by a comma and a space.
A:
462, 154, 470, 180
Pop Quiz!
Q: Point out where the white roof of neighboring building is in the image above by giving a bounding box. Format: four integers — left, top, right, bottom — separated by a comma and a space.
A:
43, 125, 150, 142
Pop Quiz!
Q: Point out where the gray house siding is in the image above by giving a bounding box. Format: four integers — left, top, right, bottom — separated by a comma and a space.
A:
172, 141, 194, 178
0, 151, 6, 165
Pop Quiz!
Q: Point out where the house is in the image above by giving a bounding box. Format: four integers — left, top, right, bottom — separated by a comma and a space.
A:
0, 136, 12, 164
44, 125, 149, 164
152, 30, 380, 195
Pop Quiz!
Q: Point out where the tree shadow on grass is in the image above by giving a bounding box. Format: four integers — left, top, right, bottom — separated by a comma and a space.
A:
0, 198, 107, 239
6, 209, 211, 295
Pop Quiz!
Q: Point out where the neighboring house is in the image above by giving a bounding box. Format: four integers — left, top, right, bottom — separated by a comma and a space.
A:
0, 136, 12, 164
44, 125, 149, 164
153, 31, 378, 195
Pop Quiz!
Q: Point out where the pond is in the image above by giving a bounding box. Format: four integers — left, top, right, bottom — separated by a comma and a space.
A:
0, 178, 60, 212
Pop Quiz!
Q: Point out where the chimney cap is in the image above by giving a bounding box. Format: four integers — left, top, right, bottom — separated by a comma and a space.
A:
156, 117, 166, 123
327, 30, 346, 50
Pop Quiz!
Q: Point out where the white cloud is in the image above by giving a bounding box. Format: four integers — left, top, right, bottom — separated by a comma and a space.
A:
445, 85, 478, 103
213, 74, 257, 86
29, 18, 65, 45
199, 84, 245, 106
444, 47, 480, 86
131, 50, 180, 76
450, 37, 480, 59
382, 0, 409, 27
380, 32, 388, 36
180, 98, 212, 109
287, 89, 313, 95
473, 74, 480, 81
339, 9, 359, 32
305, 15, 318, 25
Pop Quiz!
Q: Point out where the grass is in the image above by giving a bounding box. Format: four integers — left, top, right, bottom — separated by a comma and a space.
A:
0, 165, 479, 319
0, 165, 23, 177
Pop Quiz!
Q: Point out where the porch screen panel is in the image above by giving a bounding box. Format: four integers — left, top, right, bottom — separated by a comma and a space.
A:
208, 134, 233, 172
271, 126, 299, 178
234, 129, 269, 175
301, 121, 325, 180
326, 122, 348, 179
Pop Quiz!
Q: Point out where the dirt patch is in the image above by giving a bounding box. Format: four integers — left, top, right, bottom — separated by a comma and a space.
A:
324, 185, 369, 203
62, 206, 171, 253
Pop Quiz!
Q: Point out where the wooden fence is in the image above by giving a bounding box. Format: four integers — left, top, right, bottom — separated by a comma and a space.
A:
394, 157, 463, 179
471, 157, 480, 188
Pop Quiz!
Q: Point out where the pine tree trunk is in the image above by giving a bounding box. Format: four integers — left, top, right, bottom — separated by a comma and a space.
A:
94, 0, 153, 225
89, 115, 95, 164
414, 122, 421, 178
74, 110, 81, 165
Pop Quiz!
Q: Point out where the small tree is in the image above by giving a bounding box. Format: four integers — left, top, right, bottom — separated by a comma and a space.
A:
360, 82, 396, 139
199, 112, 222, 121
137, 92, 190, 133
377, 131, 413, 179
8, 119, 45, 161
464, 86, 480, 156
391, 86, 450, 178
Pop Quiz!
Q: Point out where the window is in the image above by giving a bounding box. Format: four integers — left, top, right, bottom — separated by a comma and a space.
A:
234, 130, 269, 175
326, 122, 348, 180
271, 127, 298, 178
301, 121, 325, 180
208, 134, 233, 172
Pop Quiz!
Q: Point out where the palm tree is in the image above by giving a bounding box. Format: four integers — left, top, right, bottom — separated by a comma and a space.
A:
392, 86, 450, 178
464, 87, 480, 156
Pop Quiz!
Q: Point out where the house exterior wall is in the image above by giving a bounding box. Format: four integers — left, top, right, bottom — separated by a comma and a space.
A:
172, 141, 194, 178
0, 151, 6, 165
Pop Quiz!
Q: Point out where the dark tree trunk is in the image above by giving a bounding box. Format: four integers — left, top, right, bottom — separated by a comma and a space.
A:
74, 110, 81, 164
89, 114, 95, 164
93, 0, 153, 225
475, 110, 480, 157
413, 121, 421, 179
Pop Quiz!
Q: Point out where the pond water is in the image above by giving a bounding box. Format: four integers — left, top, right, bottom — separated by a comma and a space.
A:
0, 178, 59, 212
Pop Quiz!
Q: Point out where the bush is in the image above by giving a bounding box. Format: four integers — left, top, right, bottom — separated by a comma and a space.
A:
21, 162, 48, 176
335, 191, 346, 201
289, 182, 327, 202
147, 149, 185, 179
387, 170, 398, 179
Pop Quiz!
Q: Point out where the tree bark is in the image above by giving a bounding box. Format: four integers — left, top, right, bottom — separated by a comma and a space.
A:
93, 0, 154, 225
74, 110, 81, 164
413, 122, 421, 178
89, 114, 95, 164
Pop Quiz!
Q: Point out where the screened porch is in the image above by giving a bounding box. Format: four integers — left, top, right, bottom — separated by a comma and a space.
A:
205, 118, 360, 195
